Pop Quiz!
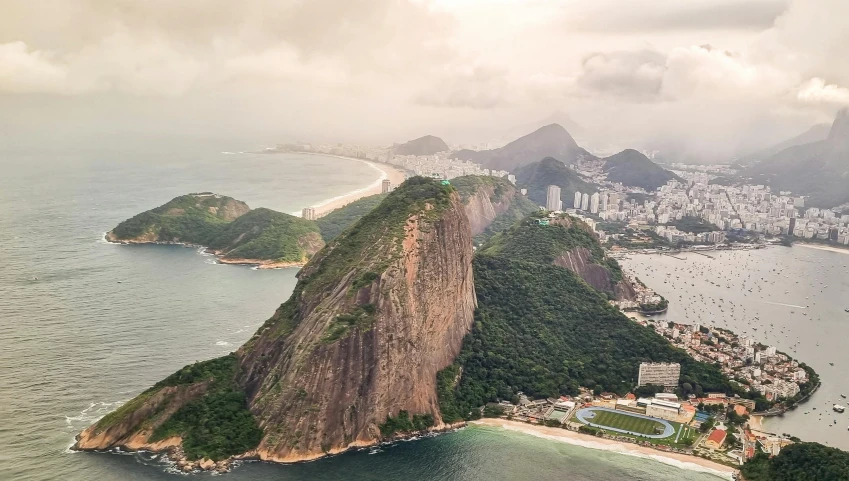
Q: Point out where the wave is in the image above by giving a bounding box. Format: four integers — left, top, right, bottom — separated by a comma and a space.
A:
490, 422, 734, 480
757, 301, 808, 309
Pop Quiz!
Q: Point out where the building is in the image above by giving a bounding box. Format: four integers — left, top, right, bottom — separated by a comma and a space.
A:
638, 362, 681, 388
646, 400, 681, 421
590, 192, 600, 214
301, 207, 316, 220
574, 191, 582, 209
381, 179, 391, 193
581, 193, 589, 211
705, 429, 727, 450
600, 193, 608, 211
546, 185, 562, 211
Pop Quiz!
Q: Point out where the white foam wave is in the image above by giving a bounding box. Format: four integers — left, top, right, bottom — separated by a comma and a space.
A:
215, 341, 232, 346
492, 423, 734, 480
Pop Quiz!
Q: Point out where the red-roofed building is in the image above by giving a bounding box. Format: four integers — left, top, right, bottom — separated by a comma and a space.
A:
705, 429, 727, 450
734, 404, 748, 416
625, 393, 637, 400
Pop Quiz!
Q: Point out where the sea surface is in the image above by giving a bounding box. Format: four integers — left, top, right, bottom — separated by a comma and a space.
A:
2, 138, 724, 481
621, 247, 849, 449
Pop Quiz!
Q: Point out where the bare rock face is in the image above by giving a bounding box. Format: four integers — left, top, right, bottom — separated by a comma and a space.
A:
236, 188, 477, 462
553, 247, 635, 301
463, 184, 518, 236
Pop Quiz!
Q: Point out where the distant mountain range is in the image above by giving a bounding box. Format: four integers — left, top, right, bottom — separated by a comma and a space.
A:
451, 124, 595, 172
734, 123, 832, 168
515, 157, 596, 207
394, 135, 449, 156
602, 149, 682, 191
741, 109, 849, 207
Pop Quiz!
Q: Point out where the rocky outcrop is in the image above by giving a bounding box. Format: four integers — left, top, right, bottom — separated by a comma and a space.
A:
463, 184, 520, 236
237, 187, 477, 462
75, 382, 209, 452
553, 247, 635, 300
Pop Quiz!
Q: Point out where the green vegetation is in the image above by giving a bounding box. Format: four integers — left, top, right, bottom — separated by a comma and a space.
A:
639, 297, 668, 313
602, 149, 682, 191
378, 410, 435, 437
110, 194, 322, 263
207, 208, 322, 262
667, 216, 720, 234
479, 215, 622, 282
589, 410, 666, 436
741, 442, 849, 481
111, 194, 245, 244
437, 246, 734, 422
321, 304, 377, 343
149, 354, 262, 461
300, 177, 455, 301
515, 157, 596, 208
316, 193, 388, 242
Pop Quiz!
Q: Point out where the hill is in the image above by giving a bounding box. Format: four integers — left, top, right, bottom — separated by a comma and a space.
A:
107, 194, 323, 266
76, 177, 479, 465
515, 157, 597, 207
452, 124, 596, 172
734, 123, 831, 168
603, 149, 682, 190
437, 213, 734, 422
741, 109, 849, 207
741, 442, 849, 481
394, 135, 449, 156
450, 175, 539, 244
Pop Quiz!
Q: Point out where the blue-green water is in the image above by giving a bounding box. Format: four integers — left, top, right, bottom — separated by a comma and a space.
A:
0, 139, 727, 481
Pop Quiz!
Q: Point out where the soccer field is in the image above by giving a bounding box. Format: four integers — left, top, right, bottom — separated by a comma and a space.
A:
590, 410, 667, 435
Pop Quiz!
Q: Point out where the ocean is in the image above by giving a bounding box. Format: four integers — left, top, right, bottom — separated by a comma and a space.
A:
2, 139, 726, 481
621, 247, 849, 450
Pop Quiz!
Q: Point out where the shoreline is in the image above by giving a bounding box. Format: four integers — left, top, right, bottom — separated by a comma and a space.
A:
794, 242, 849, 255
290, 152, 408, 217
473, 418, 737, 480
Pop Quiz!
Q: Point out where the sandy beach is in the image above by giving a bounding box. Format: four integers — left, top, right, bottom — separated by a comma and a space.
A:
795, 242, 849, 255
297, 153, 408, 217
472, 418, 737, 479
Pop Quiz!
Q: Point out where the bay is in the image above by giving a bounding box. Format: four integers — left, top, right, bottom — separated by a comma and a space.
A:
1, 139, 727, 480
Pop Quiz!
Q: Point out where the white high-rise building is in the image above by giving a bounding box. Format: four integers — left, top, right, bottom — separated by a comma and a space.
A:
590, 192, 600, 214
581, 193, 589, 211
546, 185, 562, 211
600, 193, 608, 211
574, 191, 582, 209
301, 207, 316, 220
637, 362, 681, 388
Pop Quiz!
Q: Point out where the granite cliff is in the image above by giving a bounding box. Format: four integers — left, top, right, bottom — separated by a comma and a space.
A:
76, 177, 478, 465
451, 176, 539, 244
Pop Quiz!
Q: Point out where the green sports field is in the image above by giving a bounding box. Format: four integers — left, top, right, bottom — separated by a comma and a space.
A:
590, 410, 666, 435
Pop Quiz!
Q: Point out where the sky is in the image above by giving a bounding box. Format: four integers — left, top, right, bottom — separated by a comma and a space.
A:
1, 0, 848, 160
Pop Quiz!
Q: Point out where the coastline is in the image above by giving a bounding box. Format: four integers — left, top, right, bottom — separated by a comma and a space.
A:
473, 418, 737, 480
794, 242, 849, 255
293, 152, 408, 217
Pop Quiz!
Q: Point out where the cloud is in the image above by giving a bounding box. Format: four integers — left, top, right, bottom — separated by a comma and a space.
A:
0, 42, 68, 93
414, 65, 510, 109
797, 78, 849, 106
575, 50, 667, 100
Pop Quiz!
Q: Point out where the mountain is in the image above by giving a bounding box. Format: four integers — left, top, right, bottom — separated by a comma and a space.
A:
450, 175, 539, 244
514, 157, 597, 207
452, 124, 596, 172
502, 111, 585, 143
742, 109, 849, 207
107, 193, 323, 267
76, 177, 478, 465
602, 149, 682, 191
437, 212, 734, 422
734, 123, 831, 167
394, 135, 449, 156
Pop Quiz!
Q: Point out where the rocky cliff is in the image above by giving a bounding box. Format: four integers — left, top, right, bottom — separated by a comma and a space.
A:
450, 176, 539, 244
77, 177, 477, 465
553, 247, 635, 300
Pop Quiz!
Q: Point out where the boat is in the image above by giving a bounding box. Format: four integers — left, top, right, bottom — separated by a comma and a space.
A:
830, 362, 835, 366
842, 394, 847, 399
834, 404, 846, 413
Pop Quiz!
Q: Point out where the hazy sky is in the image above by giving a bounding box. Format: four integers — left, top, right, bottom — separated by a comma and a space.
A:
1, 0, 847, 159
